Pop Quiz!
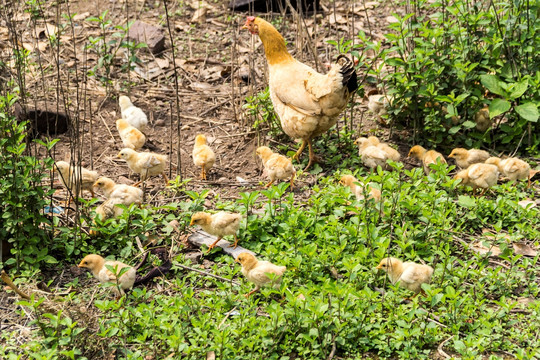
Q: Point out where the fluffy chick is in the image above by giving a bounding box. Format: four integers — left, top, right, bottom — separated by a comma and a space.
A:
256, 146, 296, 188
90, 198, 126, 236
474, 107, 491, 131
116, 118, 146, 150
455, 163, 499, 195
192, 134, 216, 180
376, 257, 433, 294
190, 211, 242, 251
339, 174, 381, 202
448, 148, 490, 169
93, 177, 143, 205
485, 156, 531, 187
355, 137, 389, 170
366, 136, 401, 163
117, 148, 168, 185
118, 95, 148, 132
235, 252, 286, 297
367, 94, 393, 123
408, 145, 447, 174
53, 161, 98, 198
78, 254, 136, 297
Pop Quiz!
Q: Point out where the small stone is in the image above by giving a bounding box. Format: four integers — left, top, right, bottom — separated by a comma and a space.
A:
128, 20, 166, 54
155, 119, 166, 127
116, 176, 132, 185
184, 252, 202, 264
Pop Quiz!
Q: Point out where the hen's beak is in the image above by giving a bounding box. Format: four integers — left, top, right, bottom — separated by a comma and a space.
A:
241, 23, 248, 30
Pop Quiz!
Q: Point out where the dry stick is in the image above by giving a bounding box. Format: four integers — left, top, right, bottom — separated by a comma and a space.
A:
199, 98, 230, 117
437, 335, 453, 360
169, 102, 174, 180
175, 263, 240, 286
162, 0, 182, 181
89, 99, 94, 170
217, 306, 237, 329
98, 113, 116, 143
1, 270, 30, 300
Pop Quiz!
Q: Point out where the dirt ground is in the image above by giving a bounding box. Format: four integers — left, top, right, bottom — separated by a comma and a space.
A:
3, 0, 413, 202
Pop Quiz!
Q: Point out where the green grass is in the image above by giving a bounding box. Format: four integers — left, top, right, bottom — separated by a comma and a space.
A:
2, 159, 539, 360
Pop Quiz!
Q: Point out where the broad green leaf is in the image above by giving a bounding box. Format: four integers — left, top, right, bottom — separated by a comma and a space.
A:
515, 102, 539, 122
509, 80, 528, 100
449, 126, 461, 134
458, 195, 476, 208
462, 120, 476, 129
480, 74, 505, 96
489, 98, 511, 117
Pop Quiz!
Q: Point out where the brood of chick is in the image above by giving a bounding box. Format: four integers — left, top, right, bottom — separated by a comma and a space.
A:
235, 252, 286, 297
118, 148, 168, 185
256, 146, 296, 188
455, 163, 499, 195
340, 174, 381, 202
78, 254, 136, 297
408, 145, 447, 174
93, 177, 143, 205
192, 134, 216, 180
119, 95, 148, 132
366, 136, 401, 162
376, 257, 433, 294
244, 16, 358, 171
474, 107, 492, 132
448, 148, 490, 169
116, 118, 146, 150
354, 137, 394, 170
485, 156, 531, 187
53, 161, 98, 198
190, 211, 242, 251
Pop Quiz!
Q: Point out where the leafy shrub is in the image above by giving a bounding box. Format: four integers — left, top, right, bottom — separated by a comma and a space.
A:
0, 93, 56, 271
380, 0, 539, 150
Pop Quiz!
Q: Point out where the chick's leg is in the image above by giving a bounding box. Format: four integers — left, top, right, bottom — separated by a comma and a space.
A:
206, 237, 222, 252
230, 234, 239, 249
244, 285, 260, 298
264, 180, 275, 188
161, 172, 169, 185
292, 139, 307, 162
200, 167, 206, 181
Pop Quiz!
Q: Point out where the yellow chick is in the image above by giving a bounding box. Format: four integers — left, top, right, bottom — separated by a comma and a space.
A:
53, 161, 98, 198
408, 145, 447, 174
355, 137, 390, 170
256, 146, 296, 188
367, 94, 393, 122
192, 134, 216, 180
455, 163, 499, 195
235, 252, 286, 297
116, 118, 146, 150
93, 177, 143, 205
376, 257, 433, 294
366, 136, 401, 163
190, 211, 242, 251
485, 156, 531, 187
448, 148, 490, 169
78, 254, 136, 297
117, 148, 168, 185
339, 174, 381, 202
119, 95, 148, 132
474, 107, 491, 131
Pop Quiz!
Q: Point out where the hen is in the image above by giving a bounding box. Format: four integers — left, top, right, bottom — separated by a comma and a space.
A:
116, 118, 146, 150
78, 254, 136, 297
190, 211, 242, 251
256, 146, 296, 188
235, 252, 286, 297
448, 148, 490, 169
117, 148, 168, 185
192, 134, 216, 180
244, 16, 358, 171
119, 95, 148, 132
376, 257, 433, 295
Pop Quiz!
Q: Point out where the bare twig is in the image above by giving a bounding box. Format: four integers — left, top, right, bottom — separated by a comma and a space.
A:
174, 263, 240, 286
1, 270, 30, 299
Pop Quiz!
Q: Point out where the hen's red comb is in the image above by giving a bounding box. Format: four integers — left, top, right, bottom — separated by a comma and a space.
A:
247, 16, 255, 22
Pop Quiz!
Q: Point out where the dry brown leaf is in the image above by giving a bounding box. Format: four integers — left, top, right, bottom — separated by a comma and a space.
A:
23, 41, 47, 52
512, 242, 538, 257
73, 12, 90, 21
329, 13, 347, 25
386, 16, 399, 23
470, 241, 501, 256
191, 7, 207, 24
518, 199, 536, 209
206, 351, 216, 360
155, 57, 169, 69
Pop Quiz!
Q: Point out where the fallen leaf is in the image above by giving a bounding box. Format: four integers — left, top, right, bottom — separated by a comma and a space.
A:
155, 57, 169, 69
386, 15, 399, 23
191, 7, 207, 24
518, 199, 536, 209
73, 12, 90, 21
512, 242, 538, 257
470, 241, 501, 256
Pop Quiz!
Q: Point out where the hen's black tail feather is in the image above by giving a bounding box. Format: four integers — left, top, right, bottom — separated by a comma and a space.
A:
133, 248, 172, 287
337, 55, 359, 94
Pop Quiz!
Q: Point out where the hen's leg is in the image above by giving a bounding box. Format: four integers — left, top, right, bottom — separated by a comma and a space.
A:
292, 139, 307, 162
303, 139, 315, 172
206, 237, 222, 252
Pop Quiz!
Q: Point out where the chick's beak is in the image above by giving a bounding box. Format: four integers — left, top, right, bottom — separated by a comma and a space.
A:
77, 261, 85, 268
189, 219, 195, 226
234, 258, 240, 263
117, 153, 122, 158
375, 264, 382, 270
